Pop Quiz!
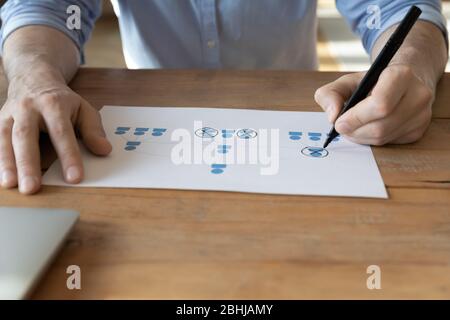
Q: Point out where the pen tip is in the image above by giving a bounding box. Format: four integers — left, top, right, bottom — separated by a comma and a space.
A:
323, 139, 331, 149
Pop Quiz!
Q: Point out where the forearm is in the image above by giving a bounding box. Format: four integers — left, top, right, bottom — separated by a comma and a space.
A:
0, 25, 111, 194
2, 25, 80, 93
371, 21, 448, 91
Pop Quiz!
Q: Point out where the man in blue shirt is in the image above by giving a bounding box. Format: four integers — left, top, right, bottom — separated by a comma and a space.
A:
0, 0, 448, 194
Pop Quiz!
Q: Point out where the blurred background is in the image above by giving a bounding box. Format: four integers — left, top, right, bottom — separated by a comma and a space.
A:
86, 0, 450, 71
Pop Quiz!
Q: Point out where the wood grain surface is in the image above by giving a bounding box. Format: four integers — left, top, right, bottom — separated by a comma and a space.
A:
0, 68, 449, 299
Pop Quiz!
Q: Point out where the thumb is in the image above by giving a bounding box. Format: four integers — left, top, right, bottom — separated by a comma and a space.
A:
314, 72, 364, 123
77, 99, 112, 156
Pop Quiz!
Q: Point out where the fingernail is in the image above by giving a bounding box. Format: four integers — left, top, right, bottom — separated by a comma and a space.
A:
19, 176, 38, 194
336, 121, 352, 134
1, 170, 16, 188
66, 166, 81, 183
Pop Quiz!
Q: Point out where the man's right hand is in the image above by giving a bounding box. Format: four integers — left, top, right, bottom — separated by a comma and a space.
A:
0, 76, 112, 194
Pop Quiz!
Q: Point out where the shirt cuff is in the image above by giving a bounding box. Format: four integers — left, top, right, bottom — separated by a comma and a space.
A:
0, 13, 86, 63
365, 4, 448, 54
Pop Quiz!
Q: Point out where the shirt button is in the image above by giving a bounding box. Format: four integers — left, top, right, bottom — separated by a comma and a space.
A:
207, 40, 216, 48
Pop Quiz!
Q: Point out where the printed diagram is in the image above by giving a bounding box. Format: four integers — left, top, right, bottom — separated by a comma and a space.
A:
236, 129, 258, 139
210, 164, 227, 174
288, 131, 339, 158
196, 127, 258, 140
115, 126, 167, 138
288, 131, 303, 140
115, 126, 339, 149
113, 125, 338, 177
114, 125, 231, 176
301, 147, 329, 158
114, 126, 168, 151
289, 131, 340, 142
43, 107, 388, 199
115, 126, 340, 157
195, 127, 218, 139
125, 141, 141, 151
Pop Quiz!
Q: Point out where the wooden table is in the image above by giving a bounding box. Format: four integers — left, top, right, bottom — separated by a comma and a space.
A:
0, 68, 449, 299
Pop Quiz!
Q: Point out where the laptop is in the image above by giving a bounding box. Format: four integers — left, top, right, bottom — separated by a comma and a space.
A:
0, 207, 79, 299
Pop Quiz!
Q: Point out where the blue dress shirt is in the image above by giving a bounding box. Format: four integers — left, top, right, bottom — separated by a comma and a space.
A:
0, 0, 447, 70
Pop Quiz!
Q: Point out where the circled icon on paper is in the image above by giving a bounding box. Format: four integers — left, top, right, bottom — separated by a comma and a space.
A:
195, 127, 218, 139
236, 128, 257, 139
301, 146, 329, 158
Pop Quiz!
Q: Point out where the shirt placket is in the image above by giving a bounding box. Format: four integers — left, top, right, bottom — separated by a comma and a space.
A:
200, 0, 220, 68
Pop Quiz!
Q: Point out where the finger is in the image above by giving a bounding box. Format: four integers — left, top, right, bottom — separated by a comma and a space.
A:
12, 111, 41, 194
77, 99, 112, 156
42, 108, 83, 184
340, 75, 433, 144
343, 89, 422, 142
0, 117, 18, 188
388, 107, 432, 144
345, 106, 431, 146
390, 125, 429, 144
335, 68, 411, 135
314, 72, 364, 122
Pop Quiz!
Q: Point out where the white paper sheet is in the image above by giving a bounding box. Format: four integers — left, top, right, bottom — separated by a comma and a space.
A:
42, 106, 388, 198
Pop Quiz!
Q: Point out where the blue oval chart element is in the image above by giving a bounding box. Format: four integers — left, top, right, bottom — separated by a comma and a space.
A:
301, 146, 329, 158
